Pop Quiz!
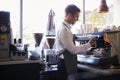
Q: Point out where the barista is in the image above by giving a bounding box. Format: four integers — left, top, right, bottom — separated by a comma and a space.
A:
55, 4, 95, 57
55, 4, 95, 80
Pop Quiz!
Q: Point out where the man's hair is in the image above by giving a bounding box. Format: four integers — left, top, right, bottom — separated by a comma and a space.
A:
65, 4, 81, 16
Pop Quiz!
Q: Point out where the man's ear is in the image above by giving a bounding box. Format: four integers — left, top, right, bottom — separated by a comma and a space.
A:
68, 13, 73, 17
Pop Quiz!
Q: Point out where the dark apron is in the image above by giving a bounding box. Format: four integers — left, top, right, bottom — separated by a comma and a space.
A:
63, 49, 77, 74
57, 49, 77, 80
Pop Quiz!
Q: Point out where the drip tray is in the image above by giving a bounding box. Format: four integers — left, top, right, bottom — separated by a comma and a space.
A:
77, 55, 119, 67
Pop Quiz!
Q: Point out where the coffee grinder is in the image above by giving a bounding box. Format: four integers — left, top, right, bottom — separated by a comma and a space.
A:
45, 35, 57, 65
0, 11, 11, 61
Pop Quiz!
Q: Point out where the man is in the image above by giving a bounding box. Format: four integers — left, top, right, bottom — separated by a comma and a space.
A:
55, 4, 95, 80
56, 4, 95, 55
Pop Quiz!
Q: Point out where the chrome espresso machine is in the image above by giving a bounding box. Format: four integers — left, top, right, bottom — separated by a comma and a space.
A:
0, 11, 28, 61
75, 32, 119, 68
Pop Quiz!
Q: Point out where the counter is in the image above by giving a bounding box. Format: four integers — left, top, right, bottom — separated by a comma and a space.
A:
0, 59, 42, 65
0, 59, 44, 80
77, 63, 120, 80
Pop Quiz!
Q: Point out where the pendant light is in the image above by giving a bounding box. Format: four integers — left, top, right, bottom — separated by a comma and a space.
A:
99, 0, 109, 13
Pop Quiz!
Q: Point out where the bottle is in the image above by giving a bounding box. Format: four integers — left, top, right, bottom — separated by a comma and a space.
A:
14, 38, 17, 46
12, 38, 17, 56
17, 38, 23, 51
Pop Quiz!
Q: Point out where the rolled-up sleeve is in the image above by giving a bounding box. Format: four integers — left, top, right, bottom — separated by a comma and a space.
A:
60, 27, 91, 54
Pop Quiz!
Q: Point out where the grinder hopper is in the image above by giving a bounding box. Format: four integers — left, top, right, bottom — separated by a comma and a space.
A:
33, 33, 43, 47
46, 35, 55, 49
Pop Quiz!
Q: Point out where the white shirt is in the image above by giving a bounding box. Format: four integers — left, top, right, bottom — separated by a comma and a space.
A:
55, 21, 91, 55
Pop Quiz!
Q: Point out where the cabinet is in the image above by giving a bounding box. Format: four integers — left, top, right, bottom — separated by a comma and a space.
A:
0, 60, 43, 80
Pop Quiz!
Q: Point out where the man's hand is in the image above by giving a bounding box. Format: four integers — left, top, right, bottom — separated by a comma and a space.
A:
88, 38, 96, 47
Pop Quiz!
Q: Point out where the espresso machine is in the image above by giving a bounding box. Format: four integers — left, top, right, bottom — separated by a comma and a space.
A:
0, 11, 28, 61
0, 11, 11, 61
76, 32, 116, 67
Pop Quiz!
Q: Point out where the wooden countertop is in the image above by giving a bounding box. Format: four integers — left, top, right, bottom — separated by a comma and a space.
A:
0, 59, 43, 65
